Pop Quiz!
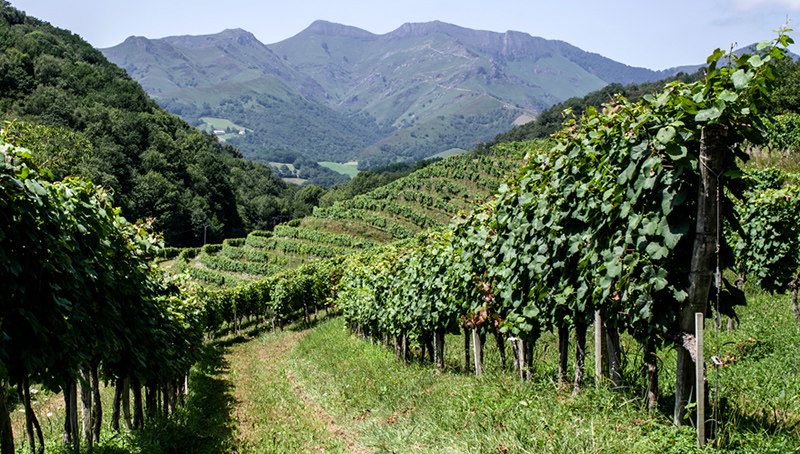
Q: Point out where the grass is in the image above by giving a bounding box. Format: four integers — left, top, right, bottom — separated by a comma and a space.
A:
7, 291, 798, 453
291, 291, 800, 453
224, 323, 359, 453
431, 148, 467, 159
9, 333, 237, 454
199, 117, 251, 133
318, 162, 360, 178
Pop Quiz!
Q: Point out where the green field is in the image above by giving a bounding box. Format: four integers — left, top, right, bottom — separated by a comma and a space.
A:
200, 117, 252, 133
431, 147, 467, 159
318, 161, 360, 178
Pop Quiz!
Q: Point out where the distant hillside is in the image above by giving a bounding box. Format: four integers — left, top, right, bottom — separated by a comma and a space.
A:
102, 21, 684, 169
478, 70, 706, 149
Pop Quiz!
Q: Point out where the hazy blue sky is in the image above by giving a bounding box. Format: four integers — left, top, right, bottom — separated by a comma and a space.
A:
8, 0, 800, 70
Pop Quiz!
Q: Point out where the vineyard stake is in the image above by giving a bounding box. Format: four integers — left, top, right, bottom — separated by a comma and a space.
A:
472, 328, 483, 375
696, 312, 705, 448
594, 311, 603, 384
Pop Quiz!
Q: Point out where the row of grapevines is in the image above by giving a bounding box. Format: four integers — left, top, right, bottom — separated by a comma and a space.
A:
311, 206, 415, 239
1, 135, 205, 451
272, 225, 378, 249
200, 259, 341, 332
198, 244, 285, 277
220, 239, 296, 265
339, 197, 443, 229
246, 233, 358, 259
732, 169, 800, 322
333, 35, 792, 424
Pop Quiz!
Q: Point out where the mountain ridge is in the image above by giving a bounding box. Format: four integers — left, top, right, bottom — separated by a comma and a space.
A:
101, 20, 691, 168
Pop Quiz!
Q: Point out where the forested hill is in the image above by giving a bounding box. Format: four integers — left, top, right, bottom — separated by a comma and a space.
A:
0, 2, 297, 247
101, 21, 688, 169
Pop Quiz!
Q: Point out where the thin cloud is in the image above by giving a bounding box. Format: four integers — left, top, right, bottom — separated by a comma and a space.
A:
730, 0, 800, 10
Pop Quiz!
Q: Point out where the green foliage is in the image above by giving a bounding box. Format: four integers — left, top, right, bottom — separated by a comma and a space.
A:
248, 147, 351, 188
200, 259, 341, 331
0, 132, 203, 395
334, 32, 792, 367
0, 3, 296, 246
761, 113, 800, 152
732, 169, 800, 292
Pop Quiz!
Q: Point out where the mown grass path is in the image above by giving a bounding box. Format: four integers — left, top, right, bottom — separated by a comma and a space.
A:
224, 323, 370, 454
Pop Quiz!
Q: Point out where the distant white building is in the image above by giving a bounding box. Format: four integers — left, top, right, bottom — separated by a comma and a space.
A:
213, 129, 225, 135
239, 130, 246, 135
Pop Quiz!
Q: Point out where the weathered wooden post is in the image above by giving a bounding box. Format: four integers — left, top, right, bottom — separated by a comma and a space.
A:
594, 311, 604, 384
674, 124, 727, 437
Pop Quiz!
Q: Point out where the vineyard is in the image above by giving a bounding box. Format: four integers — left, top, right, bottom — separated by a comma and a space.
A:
308, 152, 523, 241
3, 32, 800, 454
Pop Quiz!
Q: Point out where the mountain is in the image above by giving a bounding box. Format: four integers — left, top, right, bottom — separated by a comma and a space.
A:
101, 21, 684, 168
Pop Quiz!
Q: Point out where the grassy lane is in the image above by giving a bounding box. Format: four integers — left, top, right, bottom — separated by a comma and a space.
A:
225, 323, 368, 453
7, 290, 797, 453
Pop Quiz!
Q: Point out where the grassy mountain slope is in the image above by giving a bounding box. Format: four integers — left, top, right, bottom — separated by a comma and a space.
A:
102, 29, 393, 168
101, 21, 682, 168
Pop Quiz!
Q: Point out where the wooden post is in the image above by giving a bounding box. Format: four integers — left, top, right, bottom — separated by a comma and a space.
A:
674, 124, 726, 426
472, 328, 483, 375
0, 383, 14, 454
80, 368, 93, 447
595, 311, 603, 383
402, 334, 408, 366
696, 312, 705, 447
434, 329, 445, 371
573, 320, 587, 396
463, 328, 471, 376
557, 325, 569, 385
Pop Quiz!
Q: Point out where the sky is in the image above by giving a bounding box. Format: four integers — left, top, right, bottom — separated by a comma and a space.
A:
8, 0, 800, 70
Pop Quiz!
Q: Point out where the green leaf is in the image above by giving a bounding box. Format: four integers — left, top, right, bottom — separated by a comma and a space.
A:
630, 141, 649, 160
732, 69, 753, 90
748, 54, 765, 67
656, 126, 676, 144
606, 259, 622, 278
695, 107, 721, 122
707, 48, 726, 64
24, 179, 48, 197
719, 90, 739, 102
664, 143, 687, 160
646, 242, 669, 260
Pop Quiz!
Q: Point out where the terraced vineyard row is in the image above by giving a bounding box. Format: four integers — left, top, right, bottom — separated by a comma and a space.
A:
307, 153, 523, 240
165, 152, 523, 290
174, 228, 369, 288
